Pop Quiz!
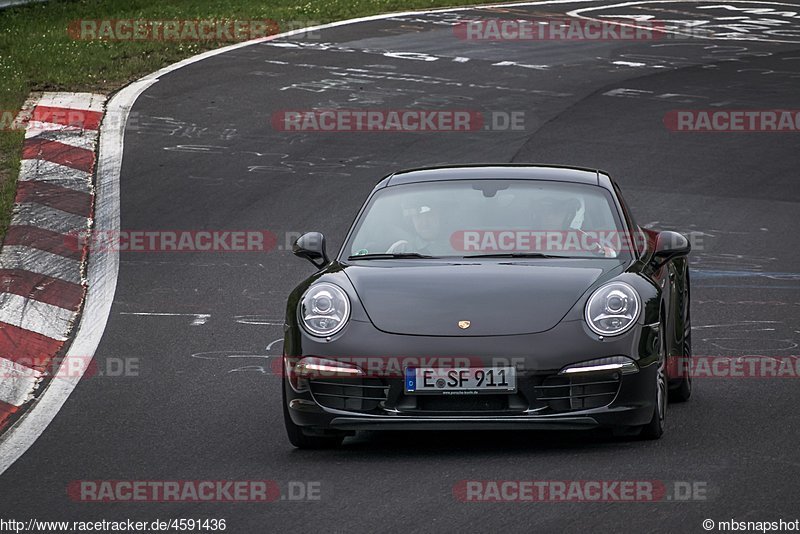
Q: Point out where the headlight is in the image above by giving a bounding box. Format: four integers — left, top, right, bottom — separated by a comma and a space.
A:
585, 281, 641, 336
299, 282, 350, 337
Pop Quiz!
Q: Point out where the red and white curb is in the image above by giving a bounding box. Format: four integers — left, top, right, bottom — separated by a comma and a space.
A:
0, 92, 105, 434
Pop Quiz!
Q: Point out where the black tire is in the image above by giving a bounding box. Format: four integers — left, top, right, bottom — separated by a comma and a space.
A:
614, 352, 667, 440
282, 386, 344, 449
639, 331, 667, 440
669, 331, 692, 403
670, 270, 692, 403
639, 361, 667, 439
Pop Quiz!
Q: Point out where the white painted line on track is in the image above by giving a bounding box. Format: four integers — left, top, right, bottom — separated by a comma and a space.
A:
119, 312, 211, 326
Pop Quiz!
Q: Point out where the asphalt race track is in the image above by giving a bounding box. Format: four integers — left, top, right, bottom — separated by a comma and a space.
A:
2, 2, 800, 532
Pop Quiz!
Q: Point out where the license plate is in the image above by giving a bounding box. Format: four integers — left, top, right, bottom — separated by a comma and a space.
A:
405, 367, 517, 395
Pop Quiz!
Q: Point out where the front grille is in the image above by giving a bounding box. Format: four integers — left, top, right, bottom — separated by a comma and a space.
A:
534, 372, 621, 411
395, 391, 529, 415
308, 372, 621, 415
418, 394, 507, 412
309, 377, 389, 413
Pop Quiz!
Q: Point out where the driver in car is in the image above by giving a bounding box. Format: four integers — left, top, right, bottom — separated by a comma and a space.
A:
532, 196, 617, 257
386, 202, 451, 256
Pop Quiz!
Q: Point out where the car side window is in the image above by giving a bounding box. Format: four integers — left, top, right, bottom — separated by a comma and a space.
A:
612, 182, 645, 257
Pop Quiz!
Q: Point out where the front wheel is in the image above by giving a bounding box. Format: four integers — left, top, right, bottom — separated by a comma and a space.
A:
282, 387, 344, 449
669, 328, 692, 403
670, 274, 692, 402
639, 352, 667, 440
612, 353, 667, 440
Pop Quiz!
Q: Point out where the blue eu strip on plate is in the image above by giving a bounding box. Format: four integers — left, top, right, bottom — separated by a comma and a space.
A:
405, 367, 416, 392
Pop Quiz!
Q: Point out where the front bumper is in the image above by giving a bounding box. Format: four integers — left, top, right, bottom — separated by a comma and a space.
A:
329, 416, 599, 431
285, 397, 656, 432
284, 318, 661, 431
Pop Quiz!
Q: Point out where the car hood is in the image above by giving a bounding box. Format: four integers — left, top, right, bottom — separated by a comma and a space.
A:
344, 261, 619, 336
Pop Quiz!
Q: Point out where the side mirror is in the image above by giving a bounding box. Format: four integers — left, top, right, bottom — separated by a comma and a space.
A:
292, 232, 329, 268
652, 231, 690, 268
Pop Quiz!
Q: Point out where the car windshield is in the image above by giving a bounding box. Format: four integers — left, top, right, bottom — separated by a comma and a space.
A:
344, 179, 631, 259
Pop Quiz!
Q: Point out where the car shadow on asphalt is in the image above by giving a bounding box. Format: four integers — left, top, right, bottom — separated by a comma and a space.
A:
287, 402, 694, 456
347, 429, 645, 453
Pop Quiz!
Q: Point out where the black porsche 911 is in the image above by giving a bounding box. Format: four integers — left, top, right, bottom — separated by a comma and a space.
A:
282, 164, 692, 448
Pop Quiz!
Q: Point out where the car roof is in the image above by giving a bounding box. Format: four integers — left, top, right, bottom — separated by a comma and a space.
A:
383, 164, 608, 188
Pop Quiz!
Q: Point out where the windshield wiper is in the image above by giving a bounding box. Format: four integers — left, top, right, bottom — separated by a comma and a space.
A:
462, 252, 571, 259
347, 253, 437, 260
